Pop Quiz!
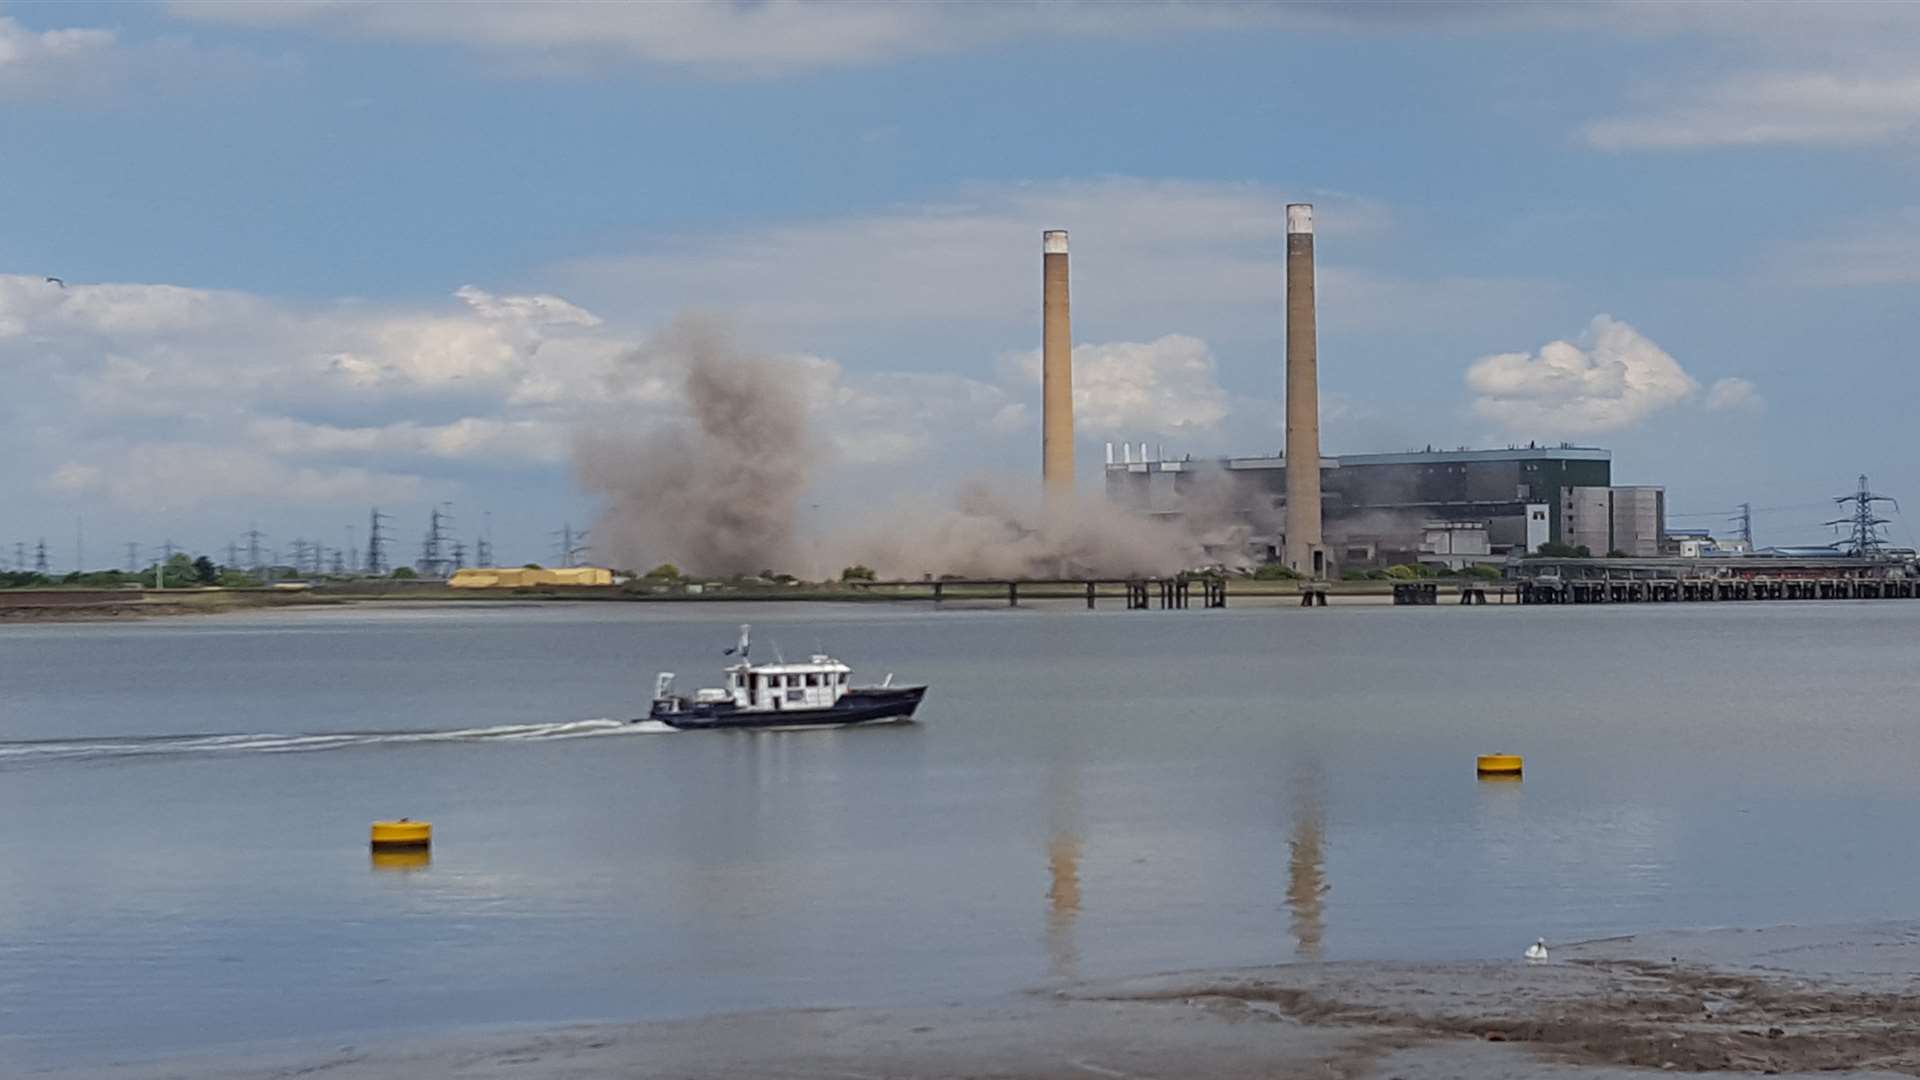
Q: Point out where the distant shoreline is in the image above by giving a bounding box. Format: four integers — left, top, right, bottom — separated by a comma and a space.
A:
0, 579, 1426, 623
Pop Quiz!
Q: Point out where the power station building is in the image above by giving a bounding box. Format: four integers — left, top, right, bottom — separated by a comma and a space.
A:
1053, 203, 1667, 574
1104, 443, 1667, 567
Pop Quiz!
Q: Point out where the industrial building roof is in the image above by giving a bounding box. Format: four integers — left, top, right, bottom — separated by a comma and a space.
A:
1333, 446, 1611, 467
1105, 445, 1611, 473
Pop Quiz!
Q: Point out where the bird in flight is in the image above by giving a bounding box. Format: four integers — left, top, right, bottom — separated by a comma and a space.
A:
45, 276, 64, 288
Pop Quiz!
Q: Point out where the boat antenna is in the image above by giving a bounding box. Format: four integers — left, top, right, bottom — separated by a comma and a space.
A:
727, 624, 750, 661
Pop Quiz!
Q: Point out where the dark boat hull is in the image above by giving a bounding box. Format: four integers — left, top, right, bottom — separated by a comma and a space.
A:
647, 686, 926, 731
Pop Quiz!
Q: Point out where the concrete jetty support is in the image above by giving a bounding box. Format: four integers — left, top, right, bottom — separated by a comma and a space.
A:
1514, 570, 1918, 605
860, 577, 1228, 611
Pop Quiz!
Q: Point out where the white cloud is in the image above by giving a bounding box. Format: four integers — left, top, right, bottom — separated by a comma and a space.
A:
0, 267, 1070, 517
46, 462, 103, 494
797, 361, 1024, 465
454, 285, 601, 327
1791, 207, 1920, 286
0, 15, 117, 99
1466, 315, 1703, 434
1587, 72, 1920, 150
46, 445, 422, 512
247, 416, 569, 464
166, 1, 1296, 75
553, 178, 1528, 348
1010, 335, 1229, 436
0, 275, 267, 337
1705, 376, 1764, 413
180, 1, 1782, 77
1571, 2, 1920, 150
0, 273, 630, 514
0, 12, 273, 102
0, 274, 620, 414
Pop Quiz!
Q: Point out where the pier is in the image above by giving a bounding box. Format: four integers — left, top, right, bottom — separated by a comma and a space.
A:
849, 576, 1229, 610
1509, 556, 1920, 605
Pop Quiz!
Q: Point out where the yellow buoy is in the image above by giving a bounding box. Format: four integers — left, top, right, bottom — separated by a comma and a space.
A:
370, 848, 431, 871
1476, 753, 1523, 778
370, 819, 432, 849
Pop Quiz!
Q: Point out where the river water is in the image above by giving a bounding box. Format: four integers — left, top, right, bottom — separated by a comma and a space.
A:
2, 600, 1917, 1068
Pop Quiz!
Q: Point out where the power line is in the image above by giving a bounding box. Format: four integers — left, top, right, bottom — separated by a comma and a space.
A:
365, 508, 391, 575
418, 503, 454, 579
475, 509, 494, 568
553, 523, 589, 568
1667, 500, 1832, 519
1824, 473, 1898, 557
245, 525, 267, 573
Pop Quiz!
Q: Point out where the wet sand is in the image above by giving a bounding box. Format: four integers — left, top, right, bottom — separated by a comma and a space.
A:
46, 924, 1920, 1079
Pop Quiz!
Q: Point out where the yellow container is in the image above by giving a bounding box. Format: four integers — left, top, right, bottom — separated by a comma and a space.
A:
370, 819, 432, 849
1476, 754, 1524, 777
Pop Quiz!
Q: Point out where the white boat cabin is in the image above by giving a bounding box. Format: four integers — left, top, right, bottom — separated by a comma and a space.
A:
718, 656, 852, 712
655, 626, 858, 714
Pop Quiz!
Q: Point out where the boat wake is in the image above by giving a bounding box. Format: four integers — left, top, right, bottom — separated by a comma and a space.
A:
0, 718, 674, 765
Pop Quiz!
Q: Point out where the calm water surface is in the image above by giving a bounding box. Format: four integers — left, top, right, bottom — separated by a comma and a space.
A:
2, 601, 1918, 1067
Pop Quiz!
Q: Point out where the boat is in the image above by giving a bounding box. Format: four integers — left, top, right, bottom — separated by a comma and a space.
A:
645, 625, 926, 731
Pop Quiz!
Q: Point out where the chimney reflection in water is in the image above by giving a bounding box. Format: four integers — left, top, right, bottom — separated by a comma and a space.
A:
1046, 766, 1081, 982
1285, 764, 1328, 960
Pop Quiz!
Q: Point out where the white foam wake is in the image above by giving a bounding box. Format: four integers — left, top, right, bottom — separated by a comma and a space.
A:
0, 717, 675, 764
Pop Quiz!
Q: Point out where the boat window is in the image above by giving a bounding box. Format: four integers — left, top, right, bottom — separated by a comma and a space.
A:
806, 674, 819, 687
767, 675, 782, 688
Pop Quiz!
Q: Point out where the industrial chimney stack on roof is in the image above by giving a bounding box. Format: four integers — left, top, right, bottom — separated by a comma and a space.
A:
1042, 230, 1074, 504
1284, 204, 1325, 578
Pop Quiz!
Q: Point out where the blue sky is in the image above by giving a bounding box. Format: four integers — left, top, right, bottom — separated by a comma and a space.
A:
4, 1, 1919, 569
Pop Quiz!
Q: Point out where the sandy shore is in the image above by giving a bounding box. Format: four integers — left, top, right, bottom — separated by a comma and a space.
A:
43, 924, 1920, 1079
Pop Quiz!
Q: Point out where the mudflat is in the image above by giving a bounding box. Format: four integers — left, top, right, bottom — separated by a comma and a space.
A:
49, 924, 1920, 1079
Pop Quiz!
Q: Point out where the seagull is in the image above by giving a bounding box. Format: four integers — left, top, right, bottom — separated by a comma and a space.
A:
1524, 938, 1549, 962
45, 276, 64, 288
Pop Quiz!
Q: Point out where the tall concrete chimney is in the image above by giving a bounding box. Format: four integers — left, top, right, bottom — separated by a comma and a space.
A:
1042, 229, 1074, 503
1284, 204, 1325, 578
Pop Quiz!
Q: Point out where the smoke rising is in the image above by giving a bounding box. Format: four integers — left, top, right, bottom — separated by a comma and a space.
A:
574, 318, 815, 577
574, 318, 1242, 579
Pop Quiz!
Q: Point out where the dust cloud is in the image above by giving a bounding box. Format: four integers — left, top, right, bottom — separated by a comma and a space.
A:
574, 320, 1244, 580
830, 485, 1223, 580
574, 318, 815, 577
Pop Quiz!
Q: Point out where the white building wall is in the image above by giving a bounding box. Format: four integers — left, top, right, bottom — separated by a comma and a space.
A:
1611, 486, 1665, 557
1563, 487, 1613, 554
1524, 503, 1550, 553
